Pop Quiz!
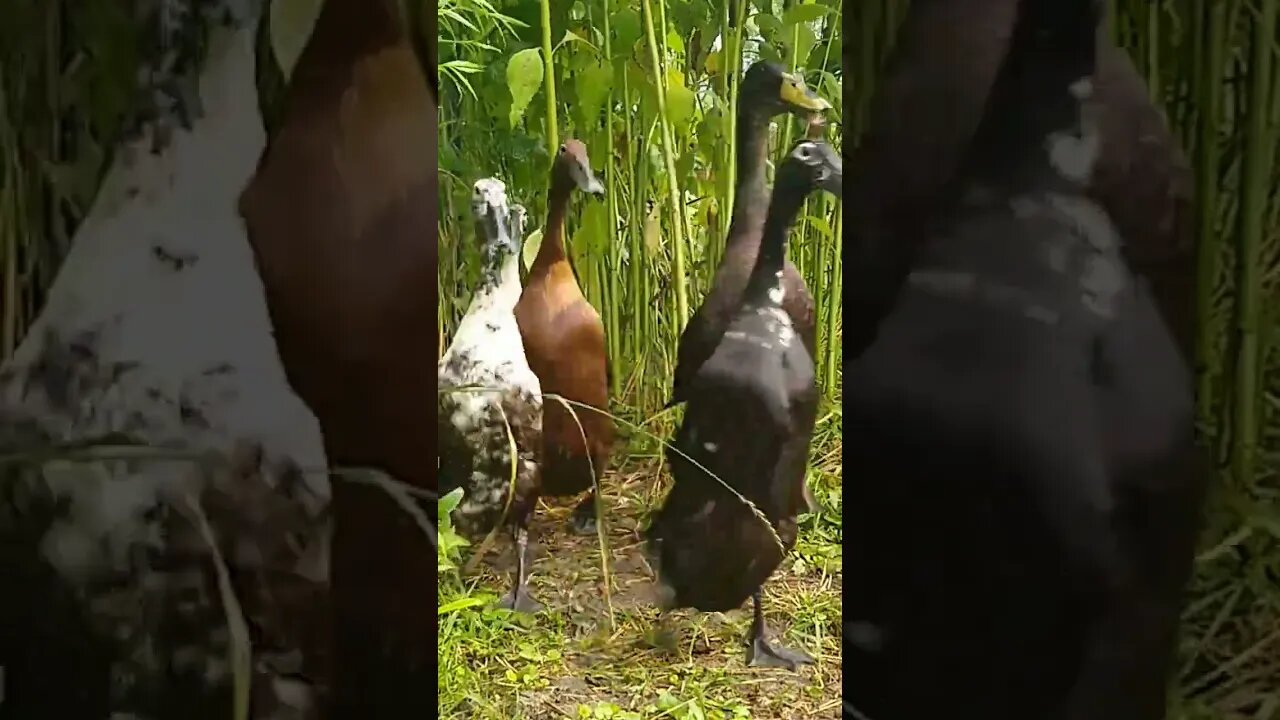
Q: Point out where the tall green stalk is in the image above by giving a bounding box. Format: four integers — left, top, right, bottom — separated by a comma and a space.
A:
642, 0, 690, 329
1230, 0, 1277, 485
539, 0, 558, 153
1194, 0, 1227, 431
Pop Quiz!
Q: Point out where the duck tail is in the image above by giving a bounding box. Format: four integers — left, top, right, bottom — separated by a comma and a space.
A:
964, 0, 1102, 187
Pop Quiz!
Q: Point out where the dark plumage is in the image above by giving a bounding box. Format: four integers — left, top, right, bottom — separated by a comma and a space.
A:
646, 139, 842, 671
843, 1, 1206, 718
514, 139, 614, 535
844, 0, 1196, 361
439, 179, 544, 613
668, 61, 832, 408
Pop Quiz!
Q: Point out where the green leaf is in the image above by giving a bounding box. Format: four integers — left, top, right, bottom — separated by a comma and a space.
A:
665, 69, 696, 135
611, 9, 642, 54
576, 62, 614, 128
642, 203, 663, 257
755, 13, 782, 39
439, 486, 465, 518
269, 0, 324, 80
573, 200, 611, 258
558, 29, 598, 53
506, 47, 545, 128
785, 24, 818, 69
782, 3, 831, 26
805, 215, 833, 238
665, 30, 685, 57
437, 596, 487, 615
522, 228, 544, 272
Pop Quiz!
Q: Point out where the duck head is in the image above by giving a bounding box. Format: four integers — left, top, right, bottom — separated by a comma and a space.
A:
779, 139, 843, 197
742, 61, 832, 118
553, 138, 605, 196
643, 488, 784, 613
472, 177, 517, 255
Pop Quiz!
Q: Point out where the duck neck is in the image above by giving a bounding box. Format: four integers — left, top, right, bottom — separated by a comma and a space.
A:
294, 0, 404, 78
532, 170, 572, 272
744, 184, 806, 306
102, 10, 262, 208
475, 247, 524, 313
728, 106, 773, 243
962, 0, 1099, 190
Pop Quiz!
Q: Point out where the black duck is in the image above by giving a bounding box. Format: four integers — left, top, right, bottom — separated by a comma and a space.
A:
843, 1, 1206, 717
646, 138, 842, 671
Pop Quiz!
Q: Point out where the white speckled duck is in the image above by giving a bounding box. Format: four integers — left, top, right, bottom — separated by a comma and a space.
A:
438, 178, 544, 613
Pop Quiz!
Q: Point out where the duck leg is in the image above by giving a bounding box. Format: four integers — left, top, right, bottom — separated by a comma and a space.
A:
495, 522, 544, 614
569, 491, 598, 535
746, 590, 813, 670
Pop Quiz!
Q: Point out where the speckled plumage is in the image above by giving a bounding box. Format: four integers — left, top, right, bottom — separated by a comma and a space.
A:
438, 180, 544, 612
0, 4, 330, 718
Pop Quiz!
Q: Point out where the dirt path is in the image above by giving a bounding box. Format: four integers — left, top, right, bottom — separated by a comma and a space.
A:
442, 463, 843, 720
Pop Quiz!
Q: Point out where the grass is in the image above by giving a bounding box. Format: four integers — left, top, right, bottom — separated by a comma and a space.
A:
437, 412, 844, 720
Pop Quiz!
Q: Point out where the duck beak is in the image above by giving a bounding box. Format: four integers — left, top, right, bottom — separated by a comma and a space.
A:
821, 166, 843, 196
779, 73, 831, 113
586, 176, 605, 196
821, 153, 843, 197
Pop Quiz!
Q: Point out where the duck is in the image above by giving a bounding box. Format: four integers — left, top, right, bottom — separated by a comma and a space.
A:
645, 138, 842, 671
438, 178, 544, 614
667, 61, 832, 408
842, 0, 1205, 717
0, 2, 330, 716
845, 0, 1195, 361
236, 0, 438, 714
514, 139, 612, 536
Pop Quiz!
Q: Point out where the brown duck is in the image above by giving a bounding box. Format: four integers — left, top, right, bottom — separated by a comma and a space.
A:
667, 61, 832, 407
845, 0, 1195, 361
237, 0, 437, 714
515, 139, 611, 535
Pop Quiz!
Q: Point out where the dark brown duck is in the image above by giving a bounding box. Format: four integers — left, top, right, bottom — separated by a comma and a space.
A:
237, 0, 437, 714
668, 61, 832, 407
514, 139, 612, 535
845, 0, 1195, 361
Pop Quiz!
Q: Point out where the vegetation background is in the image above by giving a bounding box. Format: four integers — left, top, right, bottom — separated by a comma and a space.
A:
0, 0, 1276, 718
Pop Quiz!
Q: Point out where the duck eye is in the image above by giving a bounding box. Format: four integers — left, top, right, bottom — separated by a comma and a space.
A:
559, 144, 567, 154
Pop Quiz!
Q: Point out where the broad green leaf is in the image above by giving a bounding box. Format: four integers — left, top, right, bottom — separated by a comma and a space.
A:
782, 3, 832, 26
506, 47, 544, 128
611, 8, 642, 54
806, 215, 833, 238
786, 23, 818, 68
643, 203, 663, 257
755, 13, 783, 39
758, 43, 783, 65
439, 486, 465, 517
665, 69, 696, 135
576, 61, 614, 128
704, 48, 722, 75
573, 200, 611, 257
269, 0, 323, 80
665, 30, 685, 57
522, 228, 544, 272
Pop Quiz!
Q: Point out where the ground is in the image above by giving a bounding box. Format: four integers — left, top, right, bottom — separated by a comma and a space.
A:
437, 435, 843, 720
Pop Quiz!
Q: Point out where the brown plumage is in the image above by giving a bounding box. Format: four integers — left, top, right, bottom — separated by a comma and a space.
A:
237, 0, 436, 714
514, 139, 613, 535
845, 0, 1195, 360
668, 61, 832, 407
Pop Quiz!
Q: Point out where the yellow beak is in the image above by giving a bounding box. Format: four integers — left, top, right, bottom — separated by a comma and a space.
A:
779, 73, 832, 112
